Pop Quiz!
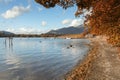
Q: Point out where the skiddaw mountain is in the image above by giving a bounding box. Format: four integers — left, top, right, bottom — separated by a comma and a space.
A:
47, 25, 84, 34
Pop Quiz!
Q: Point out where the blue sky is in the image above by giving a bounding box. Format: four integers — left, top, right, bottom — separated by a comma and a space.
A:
0, 0, 85, 34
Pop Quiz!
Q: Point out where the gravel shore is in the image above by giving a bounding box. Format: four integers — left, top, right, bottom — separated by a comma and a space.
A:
65, 38, 120, 80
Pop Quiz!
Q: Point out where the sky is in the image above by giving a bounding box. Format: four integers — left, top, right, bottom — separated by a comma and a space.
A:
0, 0, 85, 34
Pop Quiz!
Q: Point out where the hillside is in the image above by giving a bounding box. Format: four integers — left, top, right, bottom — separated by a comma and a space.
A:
47, 25, 84, 35
0, 31, 14, 37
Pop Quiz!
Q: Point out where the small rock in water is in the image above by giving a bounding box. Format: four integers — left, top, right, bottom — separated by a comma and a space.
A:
70, 45, 73, 47
67, 47, 70, 49
67, 45, 73, 49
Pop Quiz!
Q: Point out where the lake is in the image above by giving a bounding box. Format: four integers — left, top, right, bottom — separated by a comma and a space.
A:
0, 38, 90, 80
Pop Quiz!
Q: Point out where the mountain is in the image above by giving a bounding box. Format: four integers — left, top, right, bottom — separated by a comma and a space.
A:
47, 25, 84, 35
0, 31, 15, 37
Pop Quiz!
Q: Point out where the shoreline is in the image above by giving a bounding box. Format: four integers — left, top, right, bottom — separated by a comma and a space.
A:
65, 38, 120, 80
65, 40, 98, 80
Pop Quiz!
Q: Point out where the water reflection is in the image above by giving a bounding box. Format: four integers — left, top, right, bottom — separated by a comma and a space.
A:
4, 37, 13, 50
4, 37, 20, 69
0, 38, 90, 80
4, 52, 20, 69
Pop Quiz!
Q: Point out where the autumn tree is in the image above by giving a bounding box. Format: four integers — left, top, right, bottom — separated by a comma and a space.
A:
35, 0, 120, 46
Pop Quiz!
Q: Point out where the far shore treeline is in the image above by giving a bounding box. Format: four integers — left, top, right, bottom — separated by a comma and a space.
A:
0, 33, 61, 38
35, 0, 120, 46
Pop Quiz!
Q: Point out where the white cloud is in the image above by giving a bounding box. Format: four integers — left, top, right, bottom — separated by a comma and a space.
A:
1, 5, 31, 19
70, 19, 84, 27
41, 21, 47, 26
6, 28, 15, 32
62, 19, 84, 27
62, 19, 71, 25
6, 27, 43, 34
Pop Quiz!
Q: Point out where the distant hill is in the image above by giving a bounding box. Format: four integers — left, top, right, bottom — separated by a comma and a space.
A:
0, 31, 15, 37
47, 25, 84, 35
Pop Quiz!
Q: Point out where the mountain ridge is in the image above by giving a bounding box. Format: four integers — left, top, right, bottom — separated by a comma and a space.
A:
0, 31, 14, 37
47, 25, 84, 35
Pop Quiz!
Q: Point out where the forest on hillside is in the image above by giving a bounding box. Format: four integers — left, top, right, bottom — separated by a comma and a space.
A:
35, 0, 120, 46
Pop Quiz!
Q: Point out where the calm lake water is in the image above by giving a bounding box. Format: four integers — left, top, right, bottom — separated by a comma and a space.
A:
0, 38, 90, 80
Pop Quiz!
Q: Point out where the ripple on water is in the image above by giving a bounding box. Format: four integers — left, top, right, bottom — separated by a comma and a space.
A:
0, 38, 90, 80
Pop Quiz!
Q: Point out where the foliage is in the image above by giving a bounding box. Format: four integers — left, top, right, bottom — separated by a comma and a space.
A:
35, 0, 120, 46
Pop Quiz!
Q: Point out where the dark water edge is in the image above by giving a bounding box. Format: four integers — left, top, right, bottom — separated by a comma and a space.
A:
0, 38, 90, 80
